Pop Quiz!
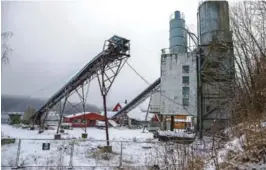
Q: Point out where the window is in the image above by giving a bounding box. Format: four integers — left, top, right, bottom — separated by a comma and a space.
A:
73, 119, 79, 124
81, 119, 87, 124
182, 87, 189, 95
183, 98, 189, 106
182, 65, 189, 73
182, 76, 189, 84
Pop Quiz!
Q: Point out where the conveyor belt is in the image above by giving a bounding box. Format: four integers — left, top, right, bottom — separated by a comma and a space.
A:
34, 35, 130, 121
112, 78, 160, 119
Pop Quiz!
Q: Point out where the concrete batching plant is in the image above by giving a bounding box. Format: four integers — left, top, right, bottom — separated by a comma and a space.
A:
113, 1, 234, 138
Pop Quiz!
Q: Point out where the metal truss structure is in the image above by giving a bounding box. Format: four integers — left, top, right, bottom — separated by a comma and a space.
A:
32, 35, 130, 134
197, 41, 235, 138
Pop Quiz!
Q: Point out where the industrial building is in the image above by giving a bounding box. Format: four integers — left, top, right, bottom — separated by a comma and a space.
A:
159, 11, 197, 130
113, 1, 234, 135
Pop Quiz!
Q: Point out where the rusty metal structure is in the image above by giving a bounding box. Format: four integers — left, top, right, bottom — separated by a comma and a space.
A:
197, 1, 234, 136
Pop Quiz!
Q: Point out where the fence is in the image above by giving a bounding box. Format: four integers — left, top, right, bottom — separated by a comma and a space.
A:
1, 138, 213, 170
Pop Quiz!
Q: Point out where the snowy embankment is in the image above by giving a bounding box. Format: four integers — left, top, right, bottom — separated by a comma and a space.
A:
2, 124, 166, 169
205, 121, 266, 170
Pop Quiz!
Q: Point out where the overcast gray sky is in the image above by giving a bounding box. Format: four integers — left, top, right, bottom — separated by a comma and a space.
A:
1, 0, 199, 107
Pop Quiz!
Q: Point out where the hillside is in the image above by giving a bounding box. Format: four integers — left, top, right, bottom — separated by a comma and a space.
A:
1, 95, 100, 114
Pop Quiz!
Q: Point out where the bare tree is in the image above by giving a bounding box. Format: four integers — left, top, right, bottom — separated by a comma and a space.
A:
230, 1, 266, 123
1, 31, 13, 65
214, 2, 266, 169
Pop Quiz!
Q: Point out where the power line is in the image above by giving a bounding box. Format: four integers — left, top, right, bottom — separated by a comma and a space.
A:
125, 60, 195, 116
126, 61, 150, 85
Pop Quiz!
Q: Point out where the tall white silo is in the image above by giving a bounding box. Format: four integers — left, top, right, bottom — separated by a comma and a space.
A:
169, 11, 188, 53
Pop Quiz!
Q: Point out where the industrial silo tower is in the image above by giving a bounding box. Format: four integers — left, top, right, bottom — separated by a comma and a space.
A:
169, 11, 188, 53
160, 11, 197, 130
198, 1, 234, 133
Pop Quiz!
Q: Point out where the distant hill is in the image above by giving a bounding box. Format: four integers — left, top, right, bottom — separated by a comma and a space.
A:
1, 95, 100, 114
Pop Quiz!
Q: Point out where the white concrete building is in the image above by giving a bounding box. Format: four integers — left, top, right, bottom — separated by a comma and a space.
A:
160, 10, 197, 117
160, 51, 197, 116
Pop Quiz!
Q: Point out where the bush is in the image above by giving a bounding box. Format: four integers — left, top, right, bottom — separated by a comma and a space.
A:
1, 138, 15, 145
9, 115, 21, 125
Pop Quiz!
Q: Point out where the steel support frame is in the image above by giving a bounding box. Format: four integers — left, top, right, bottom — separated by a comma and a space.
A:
33, 36, 130, 123
142, 97, 152, 133
197, 41, 234, 138
96, 53, 129, 146
38, 78, 90, 127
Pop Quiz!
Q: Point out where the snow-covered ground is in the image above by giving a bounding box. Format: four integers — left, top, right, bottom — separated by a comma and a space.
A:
1, 124, 153, 141
1, 124, 166, 170
3, 124, 228, 170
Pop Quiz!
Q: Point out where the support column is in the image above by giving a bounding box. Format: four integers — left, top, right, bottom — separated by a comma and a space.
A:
170, 115, 174, 131
103, 93, 110, 146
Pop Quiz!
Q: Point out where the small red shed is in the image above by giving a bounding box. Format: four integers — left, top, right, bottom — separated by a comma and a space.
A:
63, 112, 105, 127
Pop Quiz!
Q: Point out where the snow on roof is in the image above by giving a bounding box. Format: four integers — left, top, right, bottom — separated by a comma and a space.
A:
64, 112, 99, 118
100, 111, 117, 118
127, 107, 153, 121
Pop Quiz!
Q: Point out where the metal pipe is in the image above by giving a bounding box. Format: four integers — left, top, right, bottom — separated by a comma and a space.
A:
56, 97, 67, 134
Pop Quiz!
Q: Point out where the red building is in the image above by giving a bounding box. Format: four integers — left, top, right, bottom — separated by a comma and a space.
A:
112, 102, 126, 112
63, 112, 105, 127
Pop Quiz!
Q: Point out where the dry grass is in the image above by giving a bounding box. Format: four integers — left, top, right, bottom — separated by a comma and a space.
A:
219, 120, 266, 169
183, 156, 205, 170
